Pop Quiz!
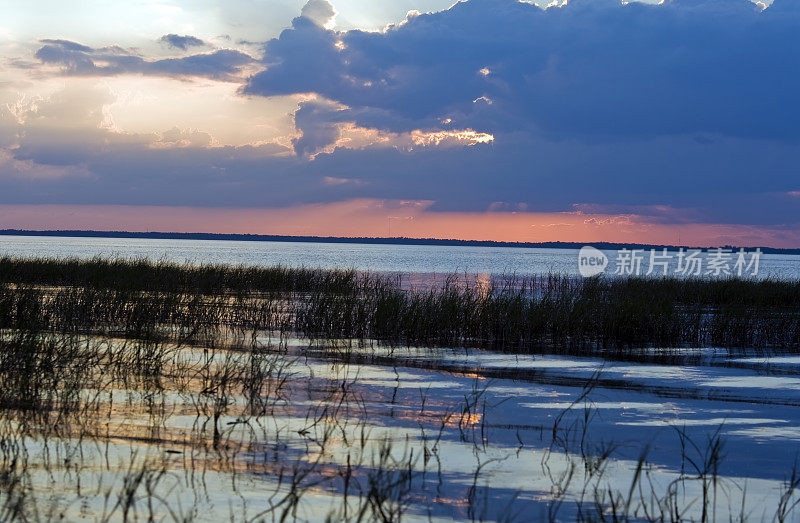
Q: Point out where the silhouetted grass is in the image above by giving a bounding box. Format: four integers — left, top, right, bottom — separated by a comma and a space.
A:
0, 255, 363, 295
1, 256, 799, 353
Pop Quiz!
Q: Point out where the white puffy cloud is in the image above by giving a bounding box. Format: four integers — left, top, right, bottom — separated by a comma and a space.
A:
300, 0, 338, 29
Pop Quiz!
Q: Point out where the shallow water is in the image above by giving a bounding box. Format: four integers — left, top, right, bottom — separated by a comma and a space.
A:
8, 336, 800, 521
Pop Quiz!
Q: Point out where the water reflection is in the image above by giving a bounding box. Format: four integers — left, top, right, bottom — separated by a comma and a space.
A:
3, 335, 800, 520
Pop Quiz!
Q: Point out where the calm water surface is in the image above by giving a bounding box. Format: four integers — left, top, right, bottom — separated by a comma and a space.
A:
1, 235, 799, 279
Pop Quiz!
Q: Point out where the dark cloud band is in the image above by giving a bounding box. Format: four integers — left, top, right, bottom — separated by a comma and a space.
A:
245, 0, 800, 141
35, 39, 254, 81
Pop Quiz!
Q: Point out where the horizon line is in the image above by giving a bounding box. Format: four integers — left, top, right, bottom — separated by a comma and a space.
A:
1, 228, 798, 255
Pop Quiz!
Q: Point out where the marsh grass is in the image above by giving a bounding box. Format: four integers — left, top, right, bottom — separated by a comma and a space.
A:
1, 256, 799, 354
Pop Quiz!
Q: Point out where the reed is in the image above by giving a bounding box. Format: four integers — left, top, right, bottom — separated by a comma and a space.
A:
1, 257, 799, 353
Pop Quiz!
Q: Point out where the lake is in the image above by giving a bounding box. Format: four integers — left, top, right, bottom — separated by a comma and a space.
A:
2, 237, 800, 520
1, 235, 799, 280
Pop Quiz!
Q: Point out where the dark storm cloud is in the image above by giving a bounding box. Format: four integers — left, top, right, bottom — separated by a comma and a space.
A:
291, 100, 344, 156
159, 34, 207, 50
5, 121, 799, 228
244, 0, 800, 141
34, 40, 254, 80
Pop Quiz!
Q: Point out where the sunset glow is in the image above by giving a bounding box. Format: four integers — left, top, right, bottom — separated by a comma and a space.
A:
0, 0, 795, 247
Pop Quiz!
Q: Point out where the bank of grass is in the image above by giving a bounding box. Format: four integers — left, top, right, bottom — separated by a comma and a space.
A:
1, 256, 799, 353
0, 255, 363, 294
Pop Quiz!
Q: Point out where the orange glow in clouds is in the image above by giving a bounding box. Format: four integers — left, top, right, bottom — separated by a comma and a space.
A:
0, 201, 797, 248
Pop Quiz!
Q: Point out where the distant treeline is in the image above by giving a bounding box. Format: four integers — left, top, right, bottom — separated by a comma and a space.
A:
1, 229, 798, 255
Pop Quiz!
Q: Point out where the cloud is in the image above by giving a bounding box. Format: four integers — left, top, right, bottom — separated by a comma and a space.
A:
300, 0, 337, 28
25, 84, 116, 129
159, 34, 207, 51
244, 0, 800, 141
289, 98, 496, 156
0, 105, 19, 148
154, 127, 215, 148
3, 114, 797, 228
39, 39, 93, 52
0, 150, 91, 180
34, 39, 254, 81
291, 99, 343, 156
2, 75, 796, 231
2, 0, 798, 244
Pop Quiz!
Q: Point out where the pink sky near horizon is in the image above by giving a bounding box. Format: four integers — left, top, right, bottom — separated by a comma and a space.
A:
1, 202, 797, 248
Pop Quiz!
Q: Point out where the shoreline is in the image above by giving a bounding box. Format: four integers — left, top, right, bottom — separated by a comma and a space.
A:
2, 228, 799, 255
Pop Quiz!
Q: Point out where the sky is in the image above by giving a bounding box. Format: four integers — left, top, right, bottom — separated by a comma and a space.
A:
0, 0, 797, 247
